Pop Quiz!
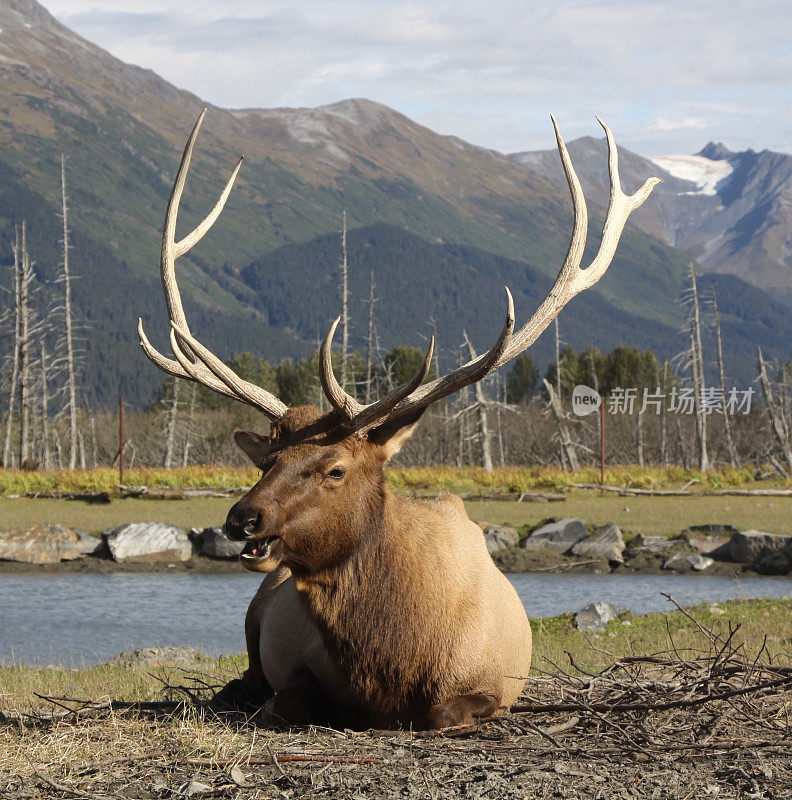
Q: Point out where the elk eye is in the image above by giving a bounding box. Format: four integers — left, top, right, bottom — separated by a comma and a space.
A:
328, 467, 346, 480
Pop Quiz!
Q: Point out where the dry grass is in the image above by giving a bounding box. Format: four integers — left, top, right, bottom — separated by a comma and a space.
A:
0, 464, 787, 497
0, 466, 259, 495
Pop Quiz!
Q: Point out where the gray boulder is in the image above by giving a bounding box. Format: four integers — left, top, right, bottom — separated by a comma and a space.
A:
688, 554, 715, 571
522, 518, 587, 552
730, 530, 792, 569
0, 524, 101, 564
685, 524, 740, 536
662, 553, 714, 572
571, 522, 625, 563
480, 523, 520, 555
105, 647, 204, 667
104, 522, 192, 562
754, 550, 791, 575
195, 525, 245, 559
574, 601, 618, 632
681, 531, 732, 559
631, 534, 678, 552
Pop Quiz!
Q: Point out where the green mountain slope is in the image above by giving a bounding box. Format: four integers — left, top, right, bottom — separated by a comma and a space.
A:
241, 223, 792, 386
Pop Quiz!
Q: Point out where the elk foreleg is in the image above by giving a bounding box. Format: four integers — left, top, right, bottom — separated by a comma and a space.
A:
262, 666, 367, 729
424, 692, 499, 729
209, 585, 274, 714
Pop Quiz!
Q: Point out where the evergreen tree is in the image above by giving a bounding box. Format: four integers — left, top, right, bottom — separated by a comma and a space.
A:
505, 354, 539, 404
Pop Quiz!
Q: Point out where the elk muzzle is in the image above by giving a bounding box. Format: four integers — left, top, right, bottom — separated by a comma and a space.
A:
225, 499, 286, 573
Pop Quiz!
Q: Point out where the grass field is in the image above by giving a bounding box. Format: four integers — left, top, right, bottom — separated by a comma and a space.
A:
2, 598, 789, 714
2, 493, 791, 537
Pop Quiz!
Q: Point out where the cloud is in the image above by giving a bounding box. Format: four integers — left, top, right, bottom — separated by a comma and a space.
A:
650, 117, 709, 132
42, 0, 792, 155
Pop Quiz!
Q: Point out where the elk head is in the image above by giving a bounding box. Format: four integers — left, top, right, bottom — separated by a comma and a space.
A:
139, 110, 659, 576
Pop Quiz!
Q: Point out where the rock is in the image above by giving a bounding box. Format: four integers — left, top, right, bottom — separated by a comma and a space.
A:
522, 518, 587, 552
571, 522, 625, 562
632, 534, 676, 550
685, 524, 740, 536
184, 781, 214, 797
729, 530, 792, 568
662, 554, 687, 570
754, 550, 791, 575
0, 524, 101, 564
688, 554, 714, 571
681, 531, 732, 559
662, 553, 713, 571
104, 522, 192, 562
105, 647, 204, 668
193, 525, 245, 559
480, 523, 520, 555
574, 601, 617, 632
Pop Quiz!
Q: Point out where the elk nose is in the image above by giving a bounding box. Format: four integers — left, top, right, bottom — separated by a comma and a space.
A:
225, 505, 261, 541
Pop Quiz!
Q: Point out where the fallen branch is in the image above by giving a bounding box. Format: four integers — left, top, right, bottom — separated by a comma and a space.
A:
532, 559, 601, 572
511, 674, 792, 715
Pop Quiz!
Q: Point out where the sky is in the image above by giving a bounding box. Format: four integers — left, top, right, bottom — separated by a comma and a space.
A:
43, 0, 792, 156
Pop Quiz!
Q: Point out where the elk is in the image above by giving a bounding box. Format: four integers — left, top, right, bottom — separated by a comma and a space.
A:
138, 111, 659, 729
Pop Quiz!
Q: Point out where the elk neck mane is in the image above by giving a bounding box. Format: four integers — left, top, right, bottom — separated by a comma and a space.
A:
274, 408, 476, 717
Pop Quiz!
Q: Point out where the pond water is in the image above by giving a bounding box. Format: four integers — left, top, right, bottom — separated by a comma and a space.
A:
1, 572, 789, 666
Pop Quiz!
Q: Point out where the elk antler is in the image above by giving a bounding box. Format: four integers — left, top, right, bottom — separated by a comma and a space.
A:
141, 113, 658, 436
138, 110, 288, 420
320, 116, 661, 433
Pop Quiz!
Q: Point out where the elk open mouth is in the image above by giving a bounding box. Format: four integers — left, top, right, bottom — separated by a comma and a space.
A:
240, 535, 283, 565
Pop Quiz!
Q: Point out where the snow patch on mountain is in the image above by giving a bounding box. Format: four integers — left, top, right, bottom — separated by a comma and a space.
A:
648, 154, 733, 196
286, 112, 349, 162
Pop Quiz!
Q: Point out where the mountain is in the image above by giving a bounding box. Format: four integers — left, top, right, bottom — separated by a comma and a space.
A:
239, 223, 792, 387
512, 137, 792, 294
0, 0, 786, 409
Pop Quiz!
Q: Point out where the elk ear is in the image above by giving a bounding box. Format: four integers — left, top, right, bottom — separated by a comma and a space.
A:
234, 430, 274, 469
367, 409, 425, 461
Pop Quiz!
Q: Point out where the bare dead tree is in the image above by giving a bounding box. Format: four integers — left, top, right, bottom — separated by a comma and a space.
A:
89, 416, 97, 469
182, 381, 197, 467
59, 155, 79, 469
364, 270, 376, 404
16, 221, 34, 467
711, 289, 739, 468
39, 338, 51, 469
659, 360, 669, 466
2, 224, 22, 467
675, 415, 689, 469
463, 332, 494, 472
635, 408, 644, 466
339, 211, 350, 391
543, 378, 580, 471
687, 264, 709, 470
52, 428, 63, 469
163, 376, 180, 469
553, 317, 571, 469
757, 347, 792, 471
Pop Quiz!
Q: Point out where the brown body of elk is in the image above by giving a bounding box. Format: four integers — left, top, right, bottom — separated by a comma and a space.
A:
138, 111, 659, 729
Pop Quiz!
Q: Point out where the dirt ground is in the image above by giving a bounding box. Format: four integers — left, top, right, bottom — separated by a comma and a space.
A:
3, 691, 790, 799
